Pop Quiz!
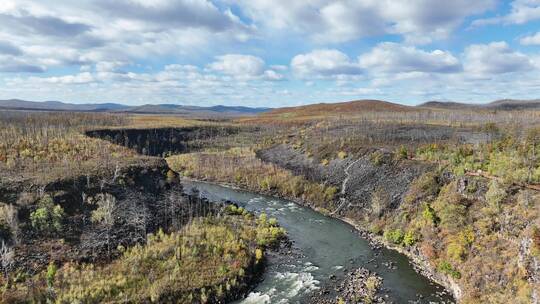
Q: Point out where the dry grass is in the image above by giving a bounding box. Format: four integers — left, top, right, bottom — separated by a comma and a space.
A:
238, 100, 540, 128
119, 114, 230, 129
0, 111, 226, 183
167, 148, 337, 210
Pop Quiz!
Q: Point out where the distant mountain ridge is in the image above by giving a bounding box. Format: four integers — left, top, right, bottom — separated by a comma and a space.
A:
419, 99, 540, 110
0, 99, 271, 116
2, 98, 538, 117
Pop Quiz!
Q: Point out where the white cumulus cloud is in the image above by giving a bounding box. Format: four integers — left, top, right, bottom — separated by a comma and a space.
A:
473, 0, 540, 26
464, 41, 534, 76
208, 54, 283, 80
229, 0, 494, 43
359, 42, 462, 74
520, 32, 540, 45
291, 49, 362, 78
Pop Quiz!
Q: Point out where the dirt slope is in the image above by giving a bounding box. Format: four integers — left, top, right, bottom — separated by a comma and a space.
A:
257, 144, 432, 212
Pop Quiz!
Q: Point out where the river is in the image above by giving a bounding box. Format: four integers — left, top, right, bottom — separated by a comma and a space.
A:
183, 180, 454, 304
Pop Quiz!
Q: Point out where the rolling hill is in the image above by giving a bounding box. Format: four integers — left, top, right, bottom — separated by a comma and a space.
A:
268, 99, 412, 115
239, 99, 415, 123
0, 99, 271, 116
419, 99, 540, 111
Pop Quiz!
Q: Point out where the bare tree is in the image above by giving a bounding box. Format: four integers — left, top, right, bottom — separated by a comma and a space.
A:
0, 204, 19, 244
154, 189, 191, 231
91, 193, 117, 258
118, 196, 150, 244
0, 240, 14, 278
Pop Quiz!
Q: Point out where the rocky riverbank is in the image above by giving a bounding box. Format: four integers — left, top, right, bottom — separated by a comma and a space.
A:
309, 267, 387, 304
257, 144, 460, 301
183, 178, 455, 303
340, 216, 460, 301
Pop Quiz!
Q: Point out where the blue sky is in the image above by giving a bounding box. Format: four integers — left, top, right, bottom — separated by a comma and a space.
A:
0, 0, 539, 107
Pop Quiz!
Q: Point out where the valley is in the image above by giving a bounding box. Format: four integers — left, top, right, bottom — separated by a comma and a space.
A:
1, 99, 540, 303
4, 1, 540, 303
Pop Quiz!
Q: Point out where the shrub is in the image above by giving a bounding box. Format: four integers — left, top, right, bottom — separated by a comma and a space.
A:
46, 262, 57, 288
258, 213, 267, 226
224, 204, 238, 215
324, 186, 338, 201
255, 248, 264, 262
437, 203, 467, 231
256, 226, 285, 247
338, 151, 348, 159
397, 145, 408, 160
459, 227, 475, 245
91, 194, 116, 224
446, 241, 466, 262
30, 196, 64, 235
416, 172, 440, 197
432, 183, 467, 230
224, 205, 246, 216
259, 176, 275, 191
516, 190, 535, 207
321, 158, 329, 166
256, 214, 286, 247
414, 130, 540, 184
438, 261, 461, 279
445, 228, 475, 263
364, 275, 381, 303
403, 230, 417, 246
485, 180, 506, 208
268, 217, 278, 227
369, 222, 383, 235
422, 204, 439, 225
406, 175, 435, 207
416, 143, 442, 161
234, 173, 243, 183
370, 151, 384, 166
384, 229, 404, 245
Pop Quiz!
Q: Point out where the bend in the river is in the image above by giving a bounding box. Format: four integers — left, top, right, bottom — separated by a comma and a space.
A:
183, 180, 454, 304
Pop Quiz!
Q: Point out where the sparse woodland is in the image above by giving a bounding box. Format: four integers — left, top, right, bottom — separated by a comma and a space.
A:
3, 213, 285, 303
0, 112, 287, 304
170, 107, 540, 303
167, 148, 337, 209
0, 112, 137, 182
1, 106, 540, 303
